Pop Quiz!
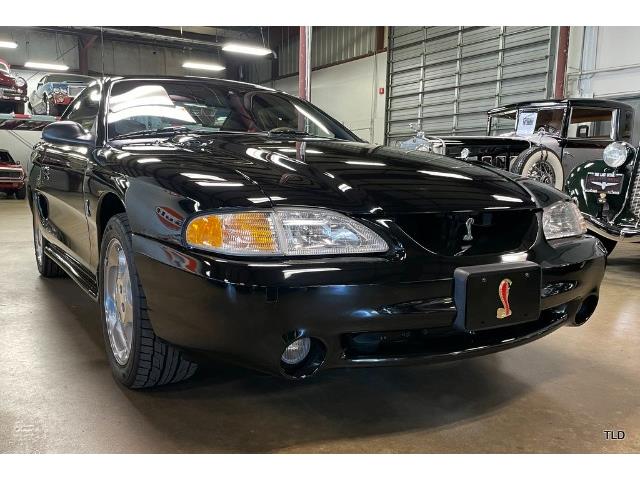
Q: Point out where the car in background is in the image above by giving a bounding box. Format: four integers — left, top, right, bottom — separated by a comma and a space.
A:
398, 99, 634, 191
566, 141, 640, 254
0, 59, 27, 114
28, 76, 605, 389
28, 73, 95, 116
0, 148, 26, 199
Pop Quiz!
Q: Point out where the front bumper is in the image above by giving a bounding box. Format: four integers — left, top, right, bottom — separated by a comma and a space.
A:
0, 90, 27, 103
132, 234, 606, 378
583, 213, 640, 243
0, 179, 25, 190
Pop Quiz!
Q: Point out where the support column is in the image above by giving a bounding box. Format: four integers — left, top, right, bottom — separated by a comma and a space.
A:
298, 26, 312, 101
554, 26, 570, 99
78, 35, 97, 75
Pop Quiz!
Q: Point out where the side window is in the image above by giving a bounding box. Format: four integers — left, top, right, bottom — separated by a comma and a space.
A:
65, 87, 100, 132
567, 107, 614, 139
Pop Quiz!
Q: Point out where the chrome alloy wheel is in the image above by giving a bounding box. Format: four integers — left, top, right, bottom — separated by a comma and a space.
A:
528, 160, 556, 185
103, 238, 134, 365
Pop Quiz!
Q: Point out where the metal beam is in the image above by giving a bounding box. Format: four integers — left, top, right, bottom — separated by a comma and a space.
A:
298, 26, 312, 101
554, 26, 570, 99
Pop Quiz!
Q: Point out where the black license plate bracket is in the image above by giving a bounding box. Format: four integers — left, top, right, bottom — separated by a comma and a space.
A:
454, 261, 541, 331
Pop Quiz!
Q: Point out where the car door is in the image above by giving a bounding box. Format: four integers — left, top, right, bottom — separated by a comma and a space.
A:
561, 106, 617, 176
38, 86, 100, 270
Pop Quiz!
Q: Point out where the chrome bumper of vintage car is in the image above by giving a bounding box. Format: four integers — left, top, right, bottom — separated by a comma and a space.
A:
0, 88, 27, 102
583, 213, 640, 242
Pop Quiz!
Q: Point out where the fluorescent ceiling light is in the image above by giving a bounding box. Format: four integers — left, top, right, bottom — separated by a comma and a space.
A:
0, 41, 18, 49
24, 61, 69, 71
222, 43, 272, 56
182, 61, 226, 72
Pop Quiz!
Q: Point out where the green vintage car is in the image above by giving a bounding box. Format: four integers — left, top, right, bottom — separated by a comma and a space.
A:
565, 141, 640, 254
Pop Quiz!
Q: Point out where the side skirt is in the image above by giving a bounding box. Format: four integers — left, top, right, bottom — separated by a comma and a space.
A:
44, 243, 99, 301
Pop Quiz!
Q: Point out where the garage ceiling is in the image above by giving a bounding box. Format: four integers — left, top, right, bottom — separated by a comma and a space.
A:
385, 26, 557, 144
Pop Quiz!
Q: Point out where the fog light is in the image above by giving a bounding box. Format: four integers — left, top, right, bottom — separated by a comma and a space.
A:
281, 338, 311, 365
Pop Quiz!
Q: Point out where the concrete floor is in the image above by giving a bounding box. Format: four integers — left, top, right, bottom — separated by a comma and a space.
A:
0, 196, 638, 453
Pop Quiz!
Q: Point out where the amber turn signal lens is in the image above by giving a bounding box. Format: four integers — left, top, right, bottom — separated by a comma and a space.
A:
185, 212, 280, 254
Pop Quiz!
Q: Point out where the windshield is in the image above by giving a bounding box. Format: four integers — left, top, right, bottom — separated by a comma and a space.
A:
107, 79, 357, 141
0, 150, 17, 164
489, 107, 566, 136
0, 62, 9, 74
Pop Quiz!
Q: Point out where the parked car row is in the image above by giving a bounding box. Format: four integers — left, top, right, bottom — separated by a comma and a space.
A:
398, 98, 640, 254
0, 58, 94, 116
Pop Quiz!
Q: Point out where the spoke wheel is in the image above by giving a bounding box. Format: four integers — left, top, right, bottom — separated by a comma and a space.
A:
103, 238, 134, 366
528, 159, 556, 185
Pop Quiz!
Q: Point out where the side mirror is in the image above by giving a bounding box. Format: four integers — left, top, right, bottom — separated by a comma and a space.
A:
603, 141, 636, 168
42, 121, 95, 148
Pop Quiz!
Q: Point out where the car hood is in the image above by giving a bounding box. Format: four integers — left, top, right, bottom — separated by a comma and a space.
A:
108, 135, 537, 215
0, 71, 17, 88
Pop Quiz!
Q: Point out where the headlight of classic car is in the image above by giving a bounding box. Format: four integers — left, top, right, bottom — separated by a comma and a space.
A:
603, 141, 635, 168
542, 201, 587, 240
185, 207, 388, 256
15, 76, 26, 88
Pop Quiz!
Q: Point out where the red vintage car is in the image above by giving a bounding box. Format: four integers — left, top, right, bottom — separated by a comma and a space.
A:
0, 148, 26, 199
0, 59, 27, 114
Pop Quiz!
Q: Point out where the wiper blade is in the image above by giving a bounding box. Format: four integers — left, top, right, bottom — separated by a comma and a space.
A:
111, 126, 198, 140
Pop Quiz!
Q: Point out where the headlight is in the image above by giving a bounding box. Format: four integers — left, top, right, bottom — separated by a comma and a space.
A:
15, 76, 26, 88
603, 141, 635, 168
185, 207, 389, 256
542, 201, 586, 240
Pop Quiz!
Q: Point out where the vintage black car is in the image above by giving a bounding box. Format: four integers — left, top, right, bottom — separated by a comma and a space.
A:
399, 98, 634, 191
565, 141, 640, 254
29, 76, 606, 388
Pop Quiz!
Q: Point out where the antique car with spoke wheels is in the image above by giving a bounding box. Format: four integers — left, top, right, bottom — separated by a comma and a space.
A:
566, 141, 640, 255
28, 76, 606, 388
398, 98, 634, 191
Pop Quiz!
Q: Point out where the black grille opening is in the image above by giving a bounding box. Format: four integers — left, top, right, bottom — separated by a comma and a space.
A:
394, 209, 538, 256
342, 307, 566, 360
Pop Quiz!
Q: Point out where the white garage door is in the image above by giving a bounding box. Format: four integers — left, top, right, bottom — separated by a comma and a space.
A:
386, 26, 557, 145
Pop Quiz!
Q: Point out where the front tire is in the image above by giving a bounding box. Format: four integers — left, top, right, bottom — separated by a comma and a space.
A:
510, 147, 564, 190
99, 213, 198, 388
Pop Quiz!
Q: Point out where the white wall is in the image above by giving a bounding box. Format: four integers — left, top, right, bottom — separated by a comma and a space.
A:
567, 27, 640, 98
266, 52, 388, 145
566, 27, 640, 142
0, 131, 42, 174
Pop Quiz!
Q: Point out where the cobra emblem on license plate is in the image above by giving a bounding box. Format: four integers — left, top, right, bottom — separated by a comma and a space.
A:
496, 278, 513, 319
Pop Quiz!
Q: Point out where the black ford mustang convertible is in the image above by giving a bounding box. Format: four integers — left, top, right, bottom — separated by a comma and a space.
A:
28, 76, 606, 388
